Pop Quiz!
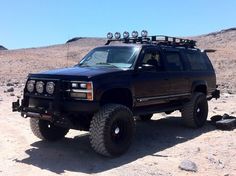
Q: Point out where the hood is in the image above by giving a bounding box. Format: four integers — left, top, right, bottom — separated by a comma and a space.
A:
29, 66, 124, 79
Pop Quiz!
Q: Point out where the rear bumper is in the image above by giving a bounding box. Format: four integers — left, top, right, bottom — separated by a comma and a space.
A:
207, 89, 220, 100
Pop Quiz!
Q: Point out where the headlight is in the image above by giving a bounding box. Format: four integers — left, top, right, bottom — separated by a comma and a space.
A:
71, 82, 92, 89
46, 82, 55, 94
27, 80, 35, 93
36, 81, 44, 94
70, 82, 93, 100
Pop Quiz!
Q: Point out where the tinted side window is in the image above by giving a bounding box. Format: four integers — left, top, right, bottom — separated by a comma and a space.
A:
165, 52, 183, 71
186, 52, 207, 71
141, 50, 163, 71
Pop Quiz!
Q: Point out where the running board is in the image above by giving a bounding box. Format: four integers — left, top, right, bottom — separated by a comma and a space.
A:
133, 103, 182, 116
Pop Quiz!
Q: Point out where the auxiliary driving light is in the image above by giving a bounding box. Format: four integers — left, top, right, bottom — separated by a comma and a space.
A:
123, 31, 129, 39
132, 31, 138, 38
114, 32, 121, 39
27, 80, 35, 93
141, 30, 148, 38
36, 81, 44, 94
46, 82, 55, 94
107, 32, 113, 39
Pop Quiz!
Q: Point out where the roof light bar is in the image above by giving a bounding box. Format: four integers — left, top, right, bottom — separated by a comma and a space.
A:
105, 30, 196, 48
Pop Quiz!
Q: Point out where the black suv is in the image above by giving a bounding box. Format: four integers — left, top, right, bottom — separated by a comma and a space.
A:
13, 31, 220, 157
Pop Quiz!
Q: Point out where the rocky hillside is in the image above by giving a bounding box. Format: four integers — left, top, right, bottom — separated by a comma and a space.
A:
193, 28, 236, 93
0, 28, 235, 93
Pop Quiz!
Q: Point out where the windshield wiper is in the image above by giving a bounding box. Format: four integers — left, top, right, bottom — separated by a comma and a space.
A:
96, 62, 118, 68
78, 62, 89, 67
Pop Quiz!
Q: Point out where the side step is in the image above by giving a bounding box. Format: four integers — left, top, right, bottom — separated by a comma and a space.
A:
133, 103, 182, 116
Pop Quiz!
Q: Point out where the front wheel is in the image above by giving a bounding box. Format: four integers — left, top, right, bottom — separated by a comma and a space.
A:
89, 104, 135, 157
182, 92, 208, 128
30, 118, 69, 141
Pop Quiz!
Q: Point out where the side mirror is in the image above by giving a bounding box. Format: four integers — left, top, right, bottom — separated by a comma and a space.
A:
138, 64, 156, 71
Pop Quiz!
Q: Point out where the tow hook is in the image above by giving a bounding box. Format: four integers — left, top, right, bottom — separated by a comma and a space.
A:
12, 99, 21, 112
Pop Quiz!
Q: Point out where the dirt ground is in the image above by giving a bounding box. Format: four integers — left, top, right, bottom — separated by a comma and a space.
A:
0, 87, 235, 176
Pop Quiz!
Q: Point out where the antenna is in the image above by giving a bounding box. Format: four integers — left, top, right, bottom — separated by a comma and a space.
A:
66, 40, 69, 67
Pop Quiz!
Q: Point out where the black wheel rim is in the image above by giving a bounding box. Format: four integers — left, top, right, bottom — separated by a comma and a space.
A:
43, 121, 54, 130
195, 99, 207, 125
110, 119, 127, 145
40, 120, 61, 133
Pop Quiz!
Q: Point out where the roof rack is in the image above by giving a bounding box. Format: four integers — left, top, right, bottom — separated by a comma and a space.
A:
105, 35, 196, 48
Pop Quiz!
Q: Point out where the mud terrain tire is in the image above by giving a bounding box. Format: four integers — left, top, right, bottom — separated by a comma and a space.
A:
89, 104, 135, 157
30, 118, 69, 141
182, 92, 208, 128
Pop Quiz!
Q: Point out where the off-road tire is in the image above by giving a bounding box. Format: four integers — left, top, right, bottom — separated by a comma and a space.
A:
89, 104, 135, 157
182, 92, 208, 128
139, 114, 153, 121
30, 118, 69, 141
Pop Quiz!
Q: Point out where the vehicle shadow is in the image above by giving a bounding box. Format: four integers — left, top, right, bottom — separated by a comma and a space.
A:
15, 116, 215, 174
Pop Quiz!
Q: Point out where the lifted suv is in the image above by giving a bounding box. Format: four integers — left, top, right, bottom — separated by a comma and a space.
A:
13, 31, 220, 156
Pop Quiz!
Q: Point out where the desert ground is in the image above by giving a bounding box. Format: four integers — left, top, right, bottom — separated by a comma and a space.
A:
0, 28, 235, 176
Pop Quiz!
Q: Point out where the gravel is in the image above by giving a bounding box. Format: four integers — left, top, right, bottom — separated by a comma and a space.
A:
6, 87, 14, 92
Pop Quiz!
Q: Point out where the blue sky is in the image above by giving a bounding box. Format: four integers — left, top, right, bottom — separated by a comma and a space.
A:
1, 0, 236, 49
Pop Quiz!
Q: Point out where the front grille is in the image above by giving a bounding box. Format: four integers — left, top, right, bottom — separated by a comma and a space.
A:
29, 98, 53, 109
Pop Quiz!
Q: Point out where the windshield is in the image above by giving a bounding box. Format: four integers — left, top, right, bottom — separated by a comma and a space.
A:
78, 46, 140, 69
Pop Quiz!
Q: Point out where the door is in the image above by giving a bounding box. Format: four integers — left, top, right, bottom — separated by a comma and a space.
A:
162, 49, 190, 97
133, 47, 171, 106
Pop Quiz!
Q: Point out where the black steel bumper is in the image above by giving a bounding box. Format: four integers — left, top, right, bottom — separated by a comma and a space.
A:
12, 98, 100, 119
212, 89, 220, 99
207, 89, 220, 100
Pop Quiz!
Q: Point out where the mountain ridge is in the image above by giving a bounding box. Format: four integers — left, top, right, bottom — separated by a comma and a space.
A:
0, 28, 235, 93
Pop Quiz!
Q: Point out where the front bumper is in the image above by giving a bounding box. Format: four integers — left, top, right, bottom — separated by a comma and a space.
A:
12, 98, 100, 118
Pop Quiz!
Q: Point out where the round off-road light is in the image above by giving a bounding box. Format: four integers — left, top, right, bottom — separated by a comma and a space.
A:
27, 80, 35, 93
107, 32, 113, 39
36, 81, 44, 94
46, 82, 55, 94
114, 32, 121, 39
141, 30, 148, 37
123, 31, 129, 39
132, 31, 138, 38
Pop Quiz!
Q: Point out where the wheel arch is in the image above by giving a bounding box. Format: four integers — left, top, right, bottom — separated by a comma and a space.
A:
100, 87, 133, 109
191, 81, 208, 95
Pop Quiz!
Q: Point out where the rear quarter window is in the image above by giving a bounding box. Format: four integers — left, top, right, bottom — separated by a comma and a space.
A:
165, 52, 184, 71
186, 51, 208, 71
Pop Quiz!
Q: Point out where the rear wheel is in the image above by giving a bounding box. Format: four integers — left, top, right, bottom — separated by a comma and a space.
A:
182, 92, 208, 128
139, 114, 153, 121
89, 104, 135, 157
30, 118, 69, 141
